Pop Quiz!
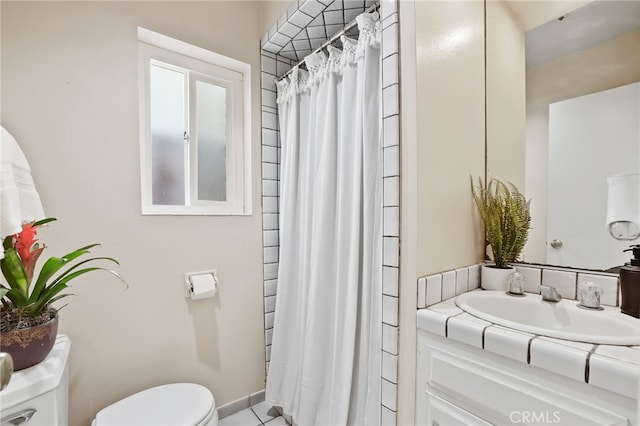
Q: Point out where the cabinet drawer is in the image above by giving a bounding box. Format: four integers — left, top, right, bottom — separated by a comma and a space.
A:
426, 391, 492, 426
426, 344, 628, 425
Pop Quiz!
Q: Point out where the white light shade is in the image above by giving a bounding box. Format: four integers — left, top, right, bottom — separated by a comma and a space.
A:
607, 173, 640, 240
0, 126, 46, 240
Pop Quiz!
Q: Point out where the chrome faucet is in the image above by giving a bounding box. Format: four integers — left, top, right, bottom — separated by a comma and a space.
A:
539, 285, 562, 302
577, 281, 603, 310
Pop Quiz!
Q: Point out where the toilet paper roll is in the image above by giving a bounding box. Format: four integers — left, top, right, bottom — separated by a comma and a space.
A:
189, 273, 217, 300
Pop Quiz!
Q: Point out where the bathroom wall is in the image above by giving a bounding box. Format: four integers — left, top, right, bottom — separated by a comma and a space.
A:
414, 1, 486, 278
261, 0, 294, 36
1, 2, 266, 424
397, 1, 486, 424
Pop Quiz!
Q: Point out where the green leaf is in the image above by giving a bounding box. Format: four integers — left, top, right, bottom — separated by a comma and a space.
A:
29, 244, 102, 303
0, 248, 29, 297
4, 288, 29, 307
33, 217, 57, 227
3, 235, 13, 251
31, 266, 116, 314
471, 176, 531, 268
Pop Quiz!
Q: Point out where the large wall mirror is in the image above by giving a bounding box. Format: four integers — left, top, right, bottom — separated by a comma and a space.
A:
490, 0, 640, 272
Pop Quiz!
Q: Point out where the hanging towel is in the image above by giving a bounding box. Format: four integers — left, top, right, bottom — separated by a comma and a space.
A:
0, 126, 45, 242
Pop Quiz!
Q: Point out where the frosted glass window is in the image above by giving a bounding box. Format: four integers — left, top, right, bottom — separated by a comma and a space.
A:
138, 28, 252, 215
196, 80, 227, 202
150, 64, 186, 205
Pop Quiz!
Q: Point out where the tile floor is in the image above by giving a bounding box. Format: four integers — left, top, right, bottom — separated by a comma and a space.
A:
219, 401, 288, 426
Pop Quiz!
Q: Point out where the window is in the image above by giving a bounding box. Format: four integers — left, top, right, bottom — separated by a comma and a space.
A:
138, 28, 251, 215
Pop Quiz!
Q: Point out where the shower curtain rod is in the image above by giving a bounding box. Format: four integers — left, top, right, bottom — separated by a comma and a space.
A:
275, 1, 380, 83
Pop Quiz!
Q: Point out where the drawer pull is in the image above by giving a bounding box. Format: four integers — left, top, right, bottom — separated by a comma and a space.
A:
1, 408, 37, 425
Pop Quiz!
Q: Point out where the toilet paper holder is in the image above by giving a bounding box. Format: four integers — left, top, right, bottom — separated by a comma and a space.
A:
184, 270, 219, 300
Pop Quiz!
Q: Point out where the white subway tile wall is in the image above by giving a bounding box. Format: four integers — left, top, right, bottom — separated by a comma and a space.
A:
380, 7, 401, 416
261, 0, 400, 423
468, 264, 480, 291
425, 274, 443, 307
417, 277, 426, 309
542, 269, 578, 300
382, 351, 398, 383
382, 323, 398, 355
441, 270, 456, 301
383, 266, 399, 297
515, 265, 542, 294
455, 267, 469, 296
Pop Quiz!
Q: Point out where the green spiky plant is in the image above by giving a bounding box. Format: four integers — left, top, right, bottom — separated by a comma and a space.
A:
1, 218, 125, 331
471, 177, 531, 269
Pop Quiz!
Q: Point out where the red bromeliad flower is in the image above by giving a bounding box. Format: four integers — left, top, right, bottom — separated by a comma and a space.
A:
13, 222, 45, 282
15, 223, 38, 263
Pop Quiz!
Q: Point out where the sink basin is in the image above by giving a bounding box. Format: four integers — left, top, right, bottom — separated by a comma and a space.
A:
455, 290, 640, 345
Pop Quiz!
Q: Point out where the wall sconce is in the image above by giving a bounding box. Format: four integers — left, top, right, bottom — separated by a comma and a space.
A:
607, 173, 640, 241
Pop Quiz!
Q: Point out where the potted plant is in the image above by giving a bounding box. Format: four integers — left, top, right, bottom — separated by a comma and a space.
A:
0, 218, 124, 370
471, 177, 531, 290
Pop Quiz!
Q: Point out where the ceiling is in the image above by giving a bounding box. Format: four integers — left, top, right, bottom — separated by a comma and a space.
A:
262, 0, 376, 63
514, 0, 640, 68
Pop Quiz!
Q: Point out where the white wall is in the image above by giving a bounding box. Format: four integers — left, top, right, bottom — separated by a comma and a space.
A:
261, 0, 294, 36
1, 2, 265, 424
414, 0, 486, 278
398, 1, 486, 424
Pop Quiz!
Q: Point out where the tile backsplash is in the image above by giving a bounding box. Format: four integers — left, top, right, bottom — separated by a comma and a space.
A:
417, 263, 620, 308
417, 264, 480, 308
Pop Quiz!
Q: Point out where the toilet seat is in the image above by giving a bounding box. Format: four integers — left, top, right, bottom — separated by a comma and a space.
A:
93, 383, 215, 426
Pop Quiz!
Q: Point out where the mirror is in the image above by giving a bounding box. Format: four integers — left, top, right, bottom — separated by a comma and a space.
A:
490, 0, 640, 271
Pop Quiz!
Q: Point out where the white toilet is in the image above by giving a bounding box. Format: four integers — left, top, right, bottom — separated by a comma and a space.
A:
91, 383, 219, 426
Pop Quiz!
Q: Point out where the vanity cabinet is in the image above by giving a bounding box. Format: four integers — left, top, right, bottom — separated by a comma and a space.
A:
416, 330, 636, 426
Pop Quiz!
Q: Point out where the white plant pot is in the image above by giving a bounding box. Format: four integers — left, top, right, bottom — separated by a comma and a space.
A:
481, 264, 515, 291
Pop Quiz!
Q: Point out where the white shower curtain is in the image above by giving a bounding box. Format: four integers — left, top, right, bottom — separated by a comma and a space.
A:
265, 12, 382, 426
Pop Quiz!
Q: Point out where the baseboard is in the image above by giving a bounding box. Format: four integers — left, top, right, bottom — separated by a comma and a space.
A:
217, 389, 265, 420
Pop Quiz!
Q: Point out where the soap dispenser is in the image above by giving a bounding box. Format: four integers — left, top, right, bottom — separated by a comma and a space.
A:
620, 245, 640, 318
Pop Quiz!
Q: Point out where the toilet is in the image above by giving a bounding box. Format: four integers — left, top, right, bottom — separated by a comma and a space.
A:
91, 383, 218, 426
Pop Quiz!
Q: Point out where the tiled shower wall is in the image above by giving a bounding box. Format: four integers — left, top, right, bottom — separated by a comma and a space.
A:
260, 0, 401, 424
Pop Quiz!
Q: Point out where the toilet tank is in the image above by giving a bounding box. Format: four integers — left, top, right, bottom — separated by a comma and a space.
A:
0, 335, 71, 426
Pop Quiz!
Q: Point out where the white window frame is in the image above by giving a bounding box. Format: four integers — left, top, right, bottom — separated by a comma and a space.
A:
138, 27, 252, 215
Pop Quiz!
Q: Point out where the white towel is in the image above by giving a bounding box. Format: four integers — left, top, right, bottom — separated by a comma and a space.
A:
0, 126, 46, 244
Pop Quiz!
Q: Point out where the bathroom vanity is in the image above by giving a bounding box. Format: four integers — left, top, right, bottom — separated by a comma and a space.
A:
416, 292, 640, 425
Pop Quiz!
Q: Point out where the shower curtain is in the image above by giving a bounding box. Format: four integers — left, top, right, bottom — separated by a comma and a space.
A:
265, 12, 382, 426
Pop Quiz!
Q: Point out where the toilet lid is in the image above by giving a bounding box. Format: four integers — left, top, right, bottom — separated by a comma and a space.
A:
95, 383, 214, 426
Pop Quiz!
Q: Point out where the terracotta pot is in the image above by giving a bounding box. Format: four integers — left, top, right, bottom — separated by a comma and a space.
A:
1, 314, 58, 371
481, 264, 515, 291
